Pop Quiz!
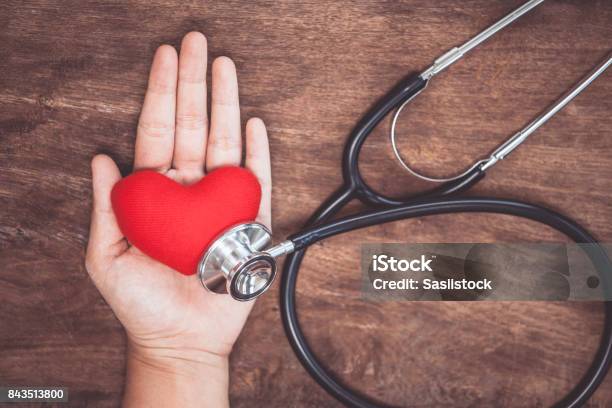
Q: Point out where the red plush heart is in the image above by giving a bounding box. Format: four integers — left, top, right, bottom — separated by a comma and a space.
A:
111, 167, 261, 275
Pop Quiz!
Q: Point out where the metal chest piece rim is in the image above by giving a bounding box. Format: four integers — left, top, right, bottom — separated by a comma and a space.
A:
197, 222, 276, 301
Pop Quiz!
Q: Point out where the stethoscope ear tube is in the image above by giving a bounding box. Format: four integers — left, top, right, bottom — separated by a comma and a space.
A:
339, 71, 489, 208
341, 73, 428, 196
355, 166, 486, 208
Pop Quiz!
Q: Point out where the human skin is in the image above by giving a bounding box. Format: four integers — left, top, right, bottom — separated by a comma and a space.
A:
85, 31, 271, 407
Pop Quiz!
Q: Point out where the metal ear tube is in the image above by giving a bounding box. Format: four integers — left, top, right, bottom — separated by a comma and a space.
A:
197, 223, 294, 301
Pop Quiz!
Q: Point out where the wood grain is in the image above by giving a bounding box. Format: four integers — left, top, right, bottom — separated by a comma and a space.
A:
1, 1, 611, 406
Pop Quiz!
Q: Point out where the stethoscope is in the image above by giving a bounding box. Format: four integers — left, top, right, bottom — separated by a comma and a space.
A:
197, 0, 612, 406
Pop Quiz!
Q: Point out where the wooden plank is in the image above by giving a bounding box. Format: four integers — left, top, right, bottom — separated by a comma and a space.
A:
1, 1, 611, 406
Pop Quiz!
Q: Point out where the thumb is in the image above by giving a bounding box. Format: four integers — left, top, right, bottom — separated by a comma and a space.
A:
85, 154, 126, 277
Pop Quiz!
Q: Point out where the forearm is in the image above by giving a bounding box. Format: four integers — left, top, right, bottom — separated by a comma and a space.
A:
123, 342, 230, 408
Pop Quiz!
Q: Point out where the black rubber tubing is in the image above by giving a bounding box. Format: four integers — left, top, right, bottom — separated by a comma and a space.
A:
279, 72, 612, 407
281, 194, 612, 408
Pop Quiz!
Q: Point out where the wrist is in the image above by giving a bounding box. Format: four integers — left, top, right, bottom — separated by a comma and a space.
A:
127, 337, 229, 373
124, 339, 230, 408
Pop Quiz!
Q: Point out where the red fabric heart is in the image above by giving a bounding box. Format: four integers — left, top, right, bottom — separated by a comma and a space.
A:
111, 167, 261, 275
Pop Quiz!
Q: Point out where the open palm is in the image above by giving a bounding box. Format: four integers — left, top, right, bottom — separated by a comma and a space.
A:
85, 32, 271, 359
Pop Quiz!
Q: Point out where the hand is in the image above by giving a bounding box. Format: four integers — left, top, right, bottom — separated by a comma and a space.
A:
85, 32, 271, 407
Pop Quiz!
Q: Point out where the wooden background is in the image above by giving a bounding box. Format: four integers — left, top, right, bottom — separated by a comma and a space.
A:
1, 0, 611, 406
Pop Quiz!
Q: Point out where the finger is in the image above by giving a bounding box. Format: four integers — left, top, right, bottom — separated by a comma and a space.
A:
86, 155, 127, 275
173, 32, 208, 182
134, 45, 178, 172
245, 118, 271, 228
206, 56, 241, 171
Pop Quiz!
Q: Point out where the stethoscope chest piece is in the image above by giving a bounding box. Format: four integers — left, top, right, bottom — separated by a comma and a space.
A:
198, 222, 276, 301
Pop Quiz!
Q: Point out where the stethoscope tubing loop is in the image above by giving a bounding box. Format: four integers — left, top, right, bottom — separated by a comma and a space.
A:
282, 194, 612, 408
280, 48, 612, 408
279, 1, 612, 405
